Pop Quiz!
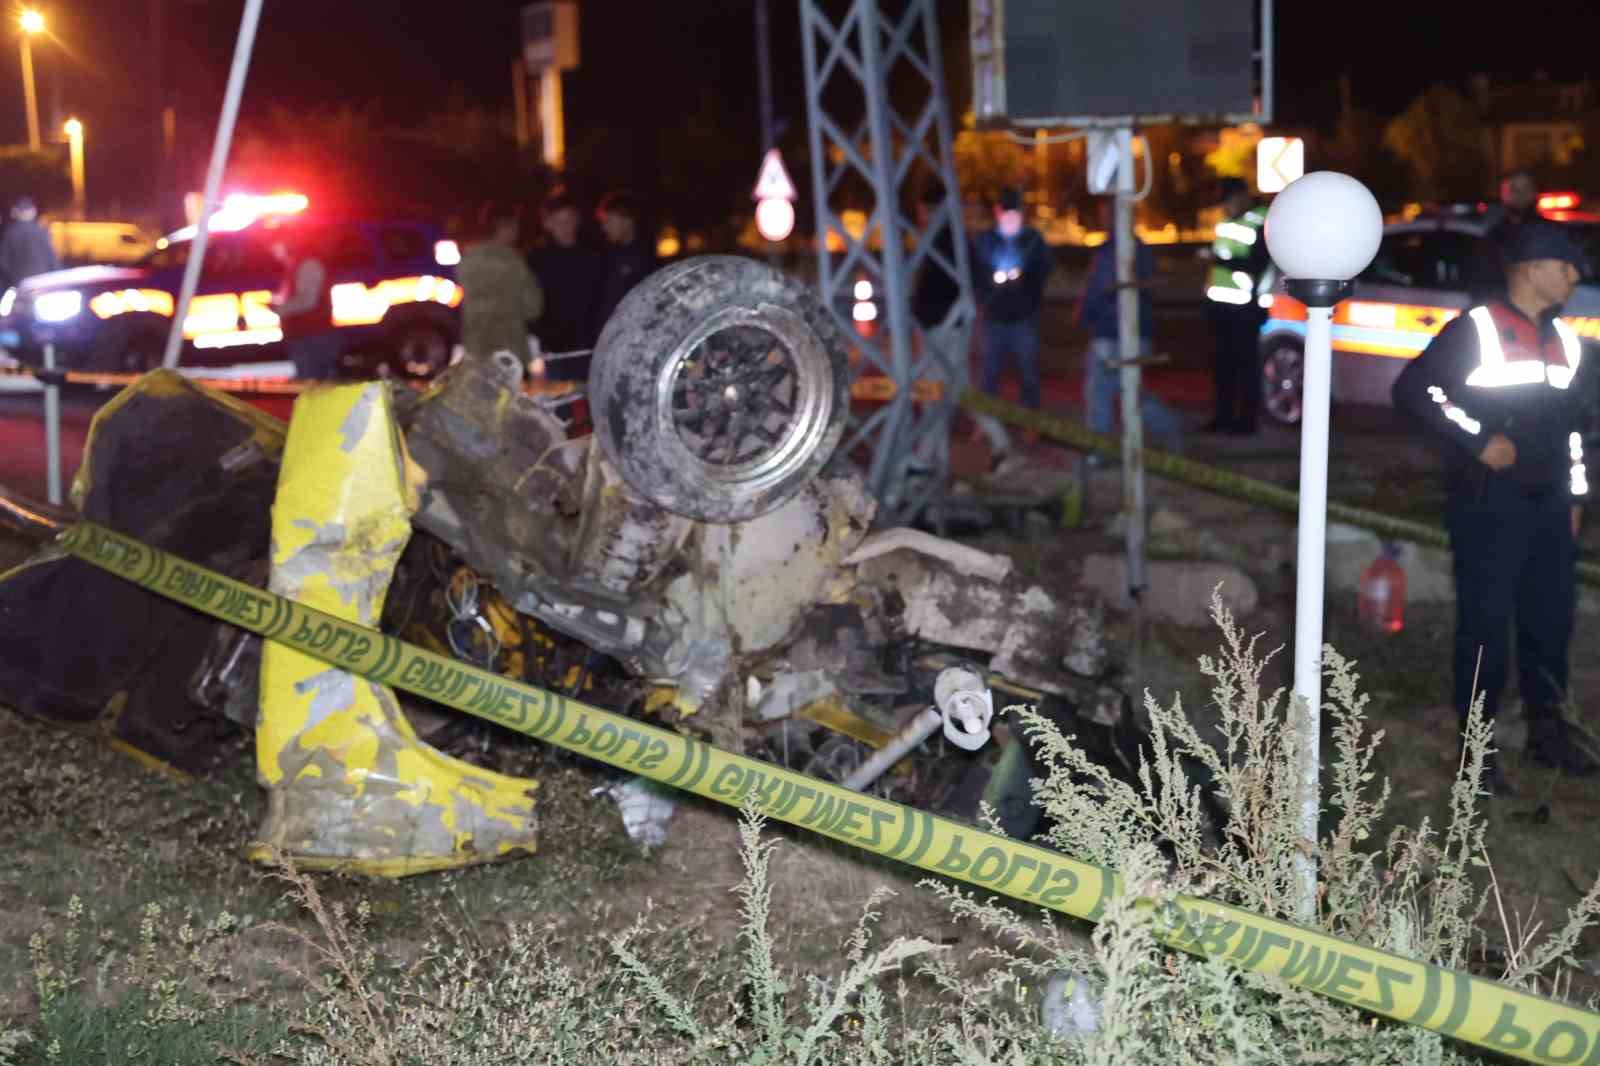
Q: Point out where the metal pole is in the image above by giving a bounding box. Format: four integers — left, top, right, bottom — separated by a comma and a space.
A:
512, 59, 529, 149
1260, 0, 1275, 124
42, 342, 59, 505
1115, 128, 1145, 600
162, 0, 264, 370
20, 34, 38, 152
66, 121, 83, 216
755, 0, 779, 267
756, 0, 774, 153
855, 0, 916, 504
1292, 303, 1333, 922
539, 66, 565, 170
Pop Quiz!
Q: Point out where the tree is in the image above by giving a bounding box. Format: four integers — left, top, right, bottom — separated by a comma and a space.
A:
1322, 109, 1412, 209
1383, 85, 1489, 201
951, 113, 1028, 207
1203, 125, 1260, 182
1139, 123, 1206, 231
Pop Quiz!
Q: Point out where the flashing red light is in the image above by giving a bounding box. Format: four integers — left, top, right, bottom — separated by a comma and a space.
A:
1539, 192, 1580, 212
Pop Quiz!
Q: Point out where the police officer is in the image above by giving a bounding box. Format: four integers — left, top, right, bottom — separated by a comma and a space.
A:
1392, 222, 1595, 790
1203, 178, 1273, 434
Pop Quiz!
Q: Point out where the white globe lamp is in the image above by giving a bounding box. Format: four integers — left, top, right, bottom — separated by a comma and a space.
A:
1265, 171, 1383, 304
756, 197, 796, 243
1261, 170, 1382, 923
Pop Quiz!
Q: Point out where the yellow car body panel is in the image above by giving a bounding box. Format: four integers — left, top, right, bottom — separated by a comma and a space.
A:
251, 382, 537, 876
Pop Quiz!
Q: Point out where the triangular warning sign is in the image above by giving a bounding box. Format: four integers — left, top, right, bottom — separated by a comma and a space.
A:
753, 148, 797, 201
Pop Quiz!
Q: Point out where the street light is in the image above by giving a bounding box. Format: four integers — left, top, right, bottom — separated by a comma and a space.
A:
1263, 171, 1383, 922
63, 116, 83, 216
18, 8, 44, 152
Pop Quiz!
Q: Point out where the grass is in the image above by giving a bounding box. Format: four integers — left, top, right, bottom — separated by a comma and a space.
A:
5, 595, 1600, 1063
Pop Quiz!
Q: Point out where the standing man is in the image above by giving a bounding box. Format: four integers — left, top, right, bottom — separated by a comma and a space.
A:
913, 187, 1011, 464
593, 191, 655, 335
1467, 169, 1540, 303
971, 187, 1053, 412
1391, 223, 1595, 790
526, 192, 602, 381
457, 204, 544, 367
1080, 200, 1181, 453
0, 196, 57, 287
270, 231, 339, 381
1202, 177, 1272, 434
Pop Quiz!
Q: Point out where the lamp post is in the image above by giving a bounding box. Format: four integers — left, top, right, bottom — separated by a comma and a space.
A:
63, 116, 82, 216
1262, 171, 1382, 922
19, 8, 43, 152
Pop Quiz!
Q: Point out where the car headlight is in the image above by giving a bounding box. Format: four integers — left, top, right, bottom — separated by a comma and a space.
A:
0, 288, 15, 317
34, 291, 83, 323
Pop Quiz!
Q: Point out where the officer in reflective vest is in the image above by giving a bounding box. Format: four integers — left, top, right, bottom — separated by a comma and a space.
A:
1392, 222, 1594, 790
1203, 177, 1273, 434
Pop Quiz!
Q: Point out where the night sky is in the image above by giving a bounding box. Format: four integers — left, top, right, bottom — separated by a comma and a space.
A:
2, 0, 1598, 212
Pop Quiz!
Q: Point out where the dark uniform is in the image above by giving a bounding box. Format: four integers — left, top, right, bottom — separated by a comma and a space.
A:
1203, 186, 1275, 433
1391, 224, 1592, 777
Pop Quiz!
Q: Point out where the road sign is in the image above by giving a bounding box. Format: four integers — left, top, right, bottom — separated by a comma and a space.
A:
753, 147, 797, 201
1257, 136, 1305, 194
755, 196, 795, 241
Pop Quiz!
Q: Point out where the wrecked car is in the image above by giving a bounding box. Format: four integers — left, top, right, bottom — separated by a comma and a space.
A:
0, 255, 1137, 874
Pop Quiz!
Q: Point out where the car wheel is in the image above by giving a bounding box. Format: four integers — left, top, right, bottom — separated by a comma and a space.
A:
1261, 340, 1304, 426
589, 255, 850, 523
390, 322, 452, 379
98, 328, 165, 376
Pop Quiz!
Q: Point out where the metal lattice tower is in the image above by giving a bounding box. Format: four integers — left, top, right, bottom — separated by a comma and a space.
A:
798, 0, 973, 521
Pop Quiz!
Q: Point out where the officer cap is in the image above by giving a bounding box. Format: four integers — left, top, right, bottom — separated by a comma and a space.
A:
997, 187, 1023, 212
1505, 221, 1592, 275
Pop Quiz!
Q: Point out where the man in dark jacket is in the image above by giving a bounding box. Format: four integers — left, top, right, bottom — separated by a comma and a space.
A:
1391, 222, 1595, 790
1080, 201, 1180, 451
594, 191, 655, 334
0, 197, 57, 288
526, 192, 603, 381
1202, 177, 1272, 434
1466, 169, 1539, 304
971, 187, 1053, 410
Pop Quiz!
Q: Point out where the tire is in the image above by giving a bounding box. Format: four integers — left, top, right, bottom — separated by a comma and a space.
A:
1261, 337, 1304, 426
95, 326, 164, 375
390, 321, 452, 379
589, 255, 851, 523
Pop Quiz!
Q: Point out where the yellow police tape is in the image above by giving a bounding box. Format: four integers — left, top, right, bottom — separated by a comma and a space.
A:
57, 517, 1600, 1065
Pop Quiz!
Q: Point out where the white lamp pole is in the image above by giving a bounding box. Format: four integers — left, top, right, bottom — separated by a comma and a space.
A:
1262, 171, 1383, 922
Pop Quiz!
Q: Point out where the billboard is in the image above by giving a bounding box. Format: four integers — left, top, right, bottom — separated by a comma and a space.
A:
972, 0, 1264, 126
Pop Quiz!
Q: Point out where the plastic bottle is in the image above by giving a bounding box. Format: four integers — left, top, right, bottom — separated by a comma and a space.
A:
1358, 543, 1406, 635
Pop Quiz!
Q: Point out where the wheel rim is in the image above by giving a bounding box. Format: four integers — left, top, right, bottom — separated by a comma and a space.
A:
122, 342, 158, 374
1262, 344, 1304, 424
655, 304, 834, 498
398, 328, 449, 377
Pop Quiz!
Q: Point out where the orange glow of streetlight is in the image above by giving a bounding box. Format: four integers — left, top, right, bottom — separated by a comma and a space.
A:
19, 9, 44, 35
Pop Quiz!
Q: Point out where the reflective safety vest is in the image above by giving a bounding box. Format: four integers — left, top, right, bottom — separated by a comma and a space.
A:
1204, 206, 1270, 306
1432, 303, 1587, 496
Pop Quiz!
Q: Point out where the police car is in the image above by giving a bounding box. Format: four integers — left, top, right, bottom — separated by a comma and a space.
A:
0, 193, 462, 378
1257, 194, 1600, 426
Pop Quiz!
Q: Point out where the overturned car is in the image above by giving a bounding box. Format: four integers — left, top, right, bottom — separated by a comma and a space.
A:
0, 256, 1134, 875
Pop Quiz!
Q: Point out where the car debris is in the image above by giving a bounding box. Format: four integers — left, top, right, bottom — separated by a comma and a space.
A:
0, 255, 1137, 874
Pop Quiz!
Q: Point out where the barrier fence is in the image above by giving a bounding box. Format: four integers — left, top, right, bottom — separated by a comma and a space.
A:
56, 517, 1600, 1066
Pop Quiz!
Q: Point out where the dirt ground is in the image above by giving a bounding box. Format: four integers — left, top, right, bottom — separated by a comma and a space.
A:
955, 430, 1600, 983
4, 395, 1600, 1043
